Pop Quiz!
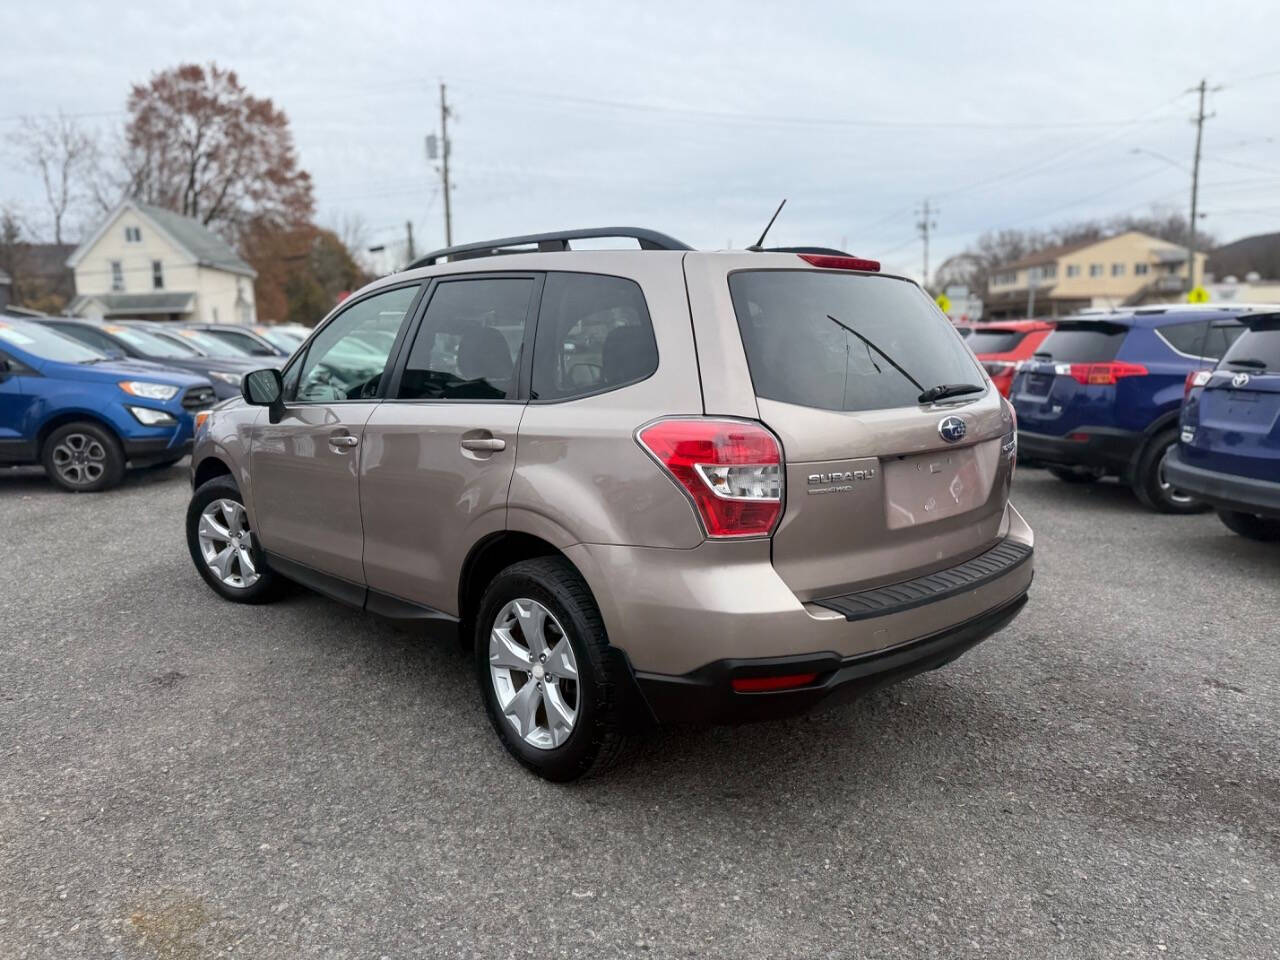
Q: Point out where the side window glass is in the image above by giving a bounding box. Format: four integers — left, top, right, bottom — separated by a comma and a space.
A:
1158, 321, 1210, 357
396, 277, 534, 400
530, 272, 657, 401
1208, 323, 1244, 359
293, 285, 419, 402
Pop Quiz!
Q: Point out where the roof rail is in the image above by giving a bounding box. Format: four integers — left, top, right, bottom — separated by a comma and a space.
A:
762, 246, 852, 256
409, 227, 692, 268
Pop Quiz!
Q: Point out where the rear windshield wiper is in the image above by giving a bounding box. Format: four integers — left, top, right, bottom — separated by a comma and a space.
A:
825, 314, 924, 393
1225, 357, 1267, 368
917, 382, 985, 404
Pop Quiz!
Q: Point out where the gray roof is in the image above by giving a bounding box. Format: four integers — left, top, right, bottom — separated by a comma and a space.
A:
70, 291, 197, 316
135, 203, 256, 276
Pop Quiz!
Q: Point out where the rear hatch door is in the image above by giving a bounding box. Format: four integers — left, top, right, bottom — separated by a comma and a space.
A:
1012, 320, 1130, 435
1193, 319, 1280, 482
721, 266, 1015, 601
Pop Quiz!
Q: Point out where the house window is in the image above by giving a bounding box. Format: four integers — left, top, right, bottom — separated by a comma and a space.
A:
1135, 263, 1150, 276
110, 261, 124, 292
993, 271, 1018, 286
124, 226, 142, 243
1040, 263, 1057, 279
1112, 263, 1125, 277
152, 260, 164, 290
1089, 263, 1104, 277
1066, 264, 1080, 278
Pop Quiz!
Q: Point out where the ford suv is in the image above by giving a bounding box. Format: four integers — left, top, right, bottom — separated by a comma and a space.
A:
185, 229, 1034, 781
1167, 312, 1280, 541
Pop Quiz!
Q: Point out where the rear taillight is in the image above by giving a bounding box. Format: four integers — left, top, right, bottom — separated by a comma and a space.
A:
636, 418, 783, 538
798, 253, 881, 272
1185, 369, 1212, 396
1066, 362, 1148, 385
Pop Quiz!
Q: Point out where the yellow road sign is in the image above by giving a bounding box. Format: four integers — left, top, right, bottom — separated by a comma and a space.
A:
935, 293, 952, 314
1187, 285, 1210, 304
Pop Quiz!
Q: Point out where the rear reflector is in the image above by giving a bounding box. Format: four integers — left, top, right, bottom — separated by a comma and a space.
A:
798, 253, 881, 272
1067, 361, 1148, 385
637, 418, 783, 538
731, 673, 818, 693
1185, 369, 1212, 396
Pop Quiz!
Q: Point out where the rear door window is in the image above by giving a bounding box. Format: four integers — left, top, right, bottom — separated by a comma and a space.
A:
1033, 322, 1127, 362
531, 272, 657, 401
1222, 318, 1280, 371
727, 271, 981, 412
966, 330, 1027, 354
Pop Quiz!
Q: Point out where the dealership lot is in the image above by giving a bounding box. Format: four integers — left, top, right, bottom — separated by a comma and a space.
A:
1, 465, 1277, 959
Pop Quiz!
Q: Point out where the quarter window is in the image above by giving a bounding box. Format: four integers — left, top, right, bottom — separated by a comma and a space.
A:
396, 277, 534, 401
531, 272, 657, 401
292, 285, 420, 402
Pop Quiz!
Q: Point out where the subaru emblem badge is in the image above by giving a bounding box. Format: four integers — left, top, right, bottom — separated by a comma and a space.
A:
938, 416, 966, 443
1232, 372, 1251, 388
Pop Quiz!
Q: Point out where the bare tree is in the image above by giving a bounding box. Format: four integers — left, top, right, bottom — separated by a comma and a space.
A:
13, 112, 99, 244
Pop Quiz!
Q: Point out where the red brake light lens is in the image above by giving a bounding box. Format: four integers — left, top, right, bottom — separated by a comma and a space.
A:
798, 253, 881, 272
731, 673, 818, 693
1067, 362, 1148, 385
636, 418, 783, 538
1184, 369, 1212, 396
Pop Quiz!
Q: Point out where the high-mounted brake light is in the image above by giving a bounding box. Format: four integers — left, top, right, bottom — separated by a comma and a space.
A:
636, 418, 783, 538
797, 253, 881, 272
731, 673, 818, 693
1066, 361, 1148, 385
1184, 369, 1212, 396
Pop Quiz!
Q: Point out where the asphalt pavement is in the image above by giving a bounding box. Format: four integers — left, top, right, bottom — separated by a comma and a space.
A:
1, 463, 1277, 959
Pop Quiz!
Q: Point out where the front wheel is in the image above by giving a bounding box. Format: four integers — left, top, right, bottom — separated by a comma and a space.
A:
1132, 430, 1209, 514
1217, 510, 1280, 542
475, 557, 628, 782
186, 475, 281, 603
41, 421, 126, 492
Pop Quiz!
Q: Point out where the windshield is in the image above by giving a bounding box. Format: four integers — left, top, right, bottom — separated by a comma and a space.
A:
256, 327, 303, 349
0, 319, 107, 364
106, 324, 196, 359
728, 271, 981, 412
1221, 317, 1280, 372
171, 328, 248, 357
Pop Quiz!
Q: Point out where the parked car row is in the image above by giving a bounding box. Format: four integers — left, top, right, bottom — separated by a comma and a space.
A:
964, 305, 1278, 541
0, 315, 307, 492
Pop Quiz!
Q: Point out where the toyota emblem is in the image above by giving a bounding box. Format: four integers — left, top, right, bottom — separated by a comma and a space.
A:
1232, 372, 1251, 388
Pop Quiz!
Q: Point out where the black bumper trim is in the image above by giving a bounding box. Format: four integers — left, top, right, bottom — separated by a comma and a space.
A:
1165, 451, 1280, 518
1017, 427, 1141, 474
631, 592, 1029, 726
814, 537, 1032, 621
123, 437, 191, 462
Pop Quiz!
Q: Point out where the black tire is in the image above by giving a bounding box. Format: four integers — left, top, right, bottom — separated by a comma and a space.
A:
185, 475, 282, 603
40, 421, 126, 492
1132, 429, 1210, 514
1047, 466, 1101, 484
474, 556, 628, 782
1217, 510, 1280, 542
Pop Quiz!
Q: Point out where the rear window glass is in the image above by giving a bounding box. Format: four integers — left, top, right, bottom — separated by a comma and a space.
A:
728, 271, 981, 412
1222, 318, 1280, 371
1034, 323, 1126, 363
966, 330, 1026, 354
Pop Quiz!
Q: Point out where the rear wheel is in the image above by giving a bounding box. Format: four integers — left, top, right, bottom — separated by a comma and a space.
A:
1132, 430, 1208, 514
475, 556, 627, 782
41, 422, 125, 492
1217, 510, 1280, 542
186, 475, 281, 603
1047, 465, 1102, 484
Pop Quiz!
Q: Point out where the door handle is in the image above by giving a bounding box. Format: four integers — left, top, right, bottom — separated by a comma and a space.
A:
328, 434, 359, 449
460, 437, 506, 452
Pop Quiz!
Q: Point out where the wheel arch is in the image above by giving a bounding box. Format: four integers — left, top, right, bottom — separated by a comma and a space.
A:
193, 455, 234, 489
458, 531, 578, 644
35, 411, 123, 456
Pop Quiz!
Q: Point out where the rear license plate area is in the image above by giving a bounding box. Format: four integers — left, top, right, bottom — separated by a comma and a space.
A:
883, 447, 992, 529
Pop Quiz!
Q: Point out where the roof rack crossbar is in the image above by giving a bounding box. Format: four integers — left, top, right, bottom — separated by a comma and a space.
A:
409, 227, 692, 268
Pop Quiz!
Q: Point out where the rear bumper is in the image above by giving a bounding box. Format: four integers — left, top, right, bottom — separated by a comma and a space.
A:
1017, 427, 1141, 474
631, 592, 1029, 725
1164, 450, 1280, 519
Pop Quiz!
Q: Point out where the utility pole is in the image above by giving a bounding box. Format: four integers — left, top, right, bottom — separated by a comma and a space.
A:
1026, 267, 1038, 318
915, 199, 937, 290
405, 220, 415, 265
440, 81, 453, 247
1185, 78, 1218, 292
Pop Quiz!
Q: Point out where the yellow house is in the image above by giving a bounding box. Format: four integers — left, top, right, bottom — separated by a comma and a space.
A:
66, 201, 256, 325
985, 230, 1208, 319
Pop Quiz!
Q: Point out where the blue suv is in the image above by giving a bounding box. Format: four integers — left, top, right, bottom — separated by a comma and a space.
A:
1167, 312, 1280, 540
0, 316, 215, 492
1011, 307, 1250, 513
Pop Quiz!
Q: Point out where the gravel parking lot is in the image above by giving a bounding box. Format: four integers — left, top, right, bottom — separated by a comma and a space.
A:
1, 463, 1277, 959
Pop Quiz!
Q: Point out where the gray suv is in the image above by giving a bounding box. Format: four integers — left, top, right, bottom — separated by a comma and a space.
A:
186, 228, 1034, 781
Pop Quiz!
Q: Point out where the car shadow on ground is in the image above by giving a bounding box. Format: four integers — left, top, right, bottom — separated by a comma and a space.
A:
0, 460, 190, 495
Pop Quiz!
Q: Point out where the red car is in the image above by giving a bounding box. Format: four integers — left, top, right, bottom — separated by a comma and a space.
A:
967, 320, 1055, 397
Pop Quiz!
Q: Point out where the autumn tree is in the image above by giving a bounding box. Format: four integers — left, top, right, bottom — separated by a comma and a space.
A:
12, 112, 99, 244
121, 63, 314, 240
240, 221, 369, 325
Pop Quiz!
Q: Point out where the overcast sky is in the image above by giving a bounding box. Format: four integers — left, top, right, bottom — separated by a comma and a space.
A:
3, 0, 1280, 281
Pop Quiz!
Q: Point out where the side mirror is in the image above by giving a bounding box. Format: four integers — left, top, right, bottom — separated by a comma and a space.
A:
242, 368, 283, 405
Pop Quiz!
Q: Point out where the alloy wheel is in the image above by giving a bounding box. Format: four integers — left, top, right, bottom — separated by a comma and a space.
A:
51, 432, 107, 487
197, 498, 260, 589
488, 598, 580, 750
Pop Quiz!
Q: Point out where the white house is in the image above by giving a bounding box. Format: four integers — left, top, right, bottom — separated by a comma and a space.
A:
66, 201, 256, 325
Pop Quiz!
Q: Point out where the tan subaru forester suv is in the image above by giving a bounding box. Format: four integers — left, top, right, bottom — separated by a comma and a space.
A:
186, 228, 1033, 781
